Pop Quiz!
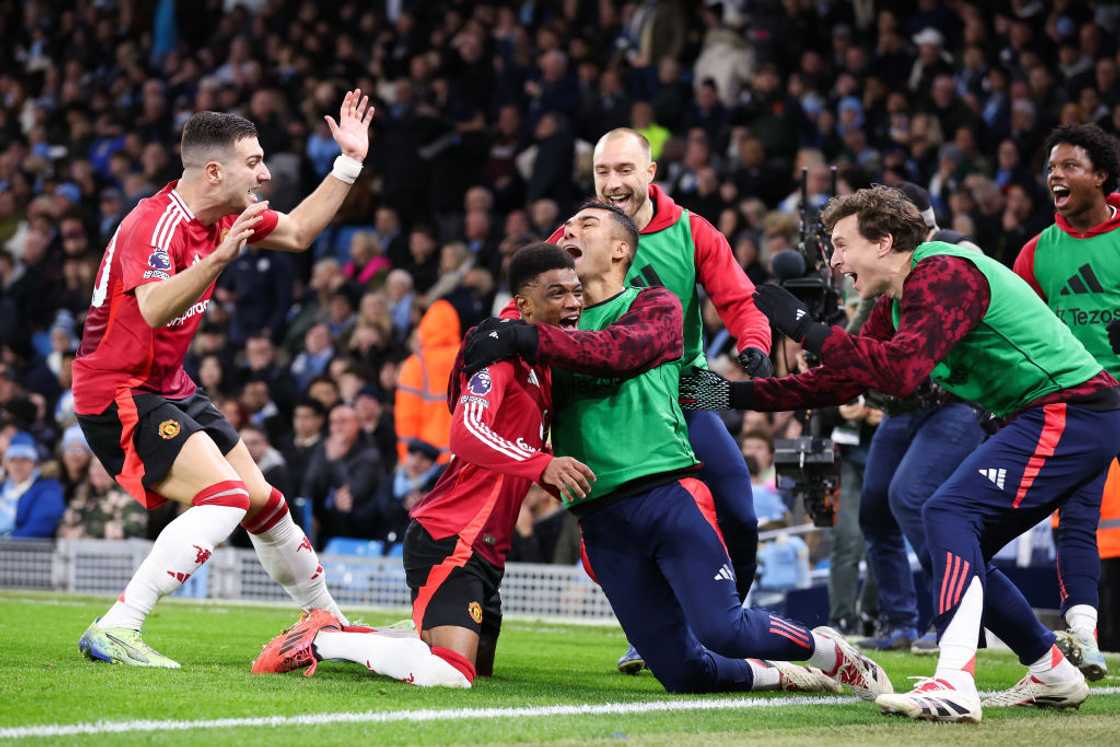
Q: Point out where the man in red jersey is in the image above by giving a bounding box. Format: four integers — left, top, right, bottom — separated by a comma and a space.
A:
76, 90, 374, 668
251, 243, 596, 686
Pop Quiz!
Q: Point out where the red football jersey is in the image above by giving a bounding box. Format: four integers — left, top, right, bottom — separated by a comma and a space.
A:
410, 358, 553, 570
73, 182, 277, 415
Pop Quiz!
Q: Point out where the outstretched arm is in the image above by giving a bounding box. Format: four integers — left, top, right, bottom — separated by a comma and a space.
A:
534, 287, 684, 378
257, 89, 376, 252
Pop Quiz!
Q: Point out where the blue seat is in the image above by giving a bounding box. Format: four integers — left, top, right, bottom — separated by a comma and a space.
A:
323, 537, 385, 557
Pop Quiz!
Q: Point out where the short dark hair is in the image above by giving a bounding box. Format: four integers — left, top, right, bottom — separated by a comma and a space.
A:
508, 242, 576, 294
180, 111, 258, 167
1044, 124, 1120, 194
821, 185, 928, 254
294, 397, 327, 418
577, 199, 640, 254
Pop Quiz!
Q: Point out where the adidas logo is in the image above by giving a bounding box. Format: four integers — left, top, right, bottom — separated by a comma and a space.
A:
713, 563, 735, 582
489, 331, 499, 339
978, 467, 1006, 490
795, 309, 807, 320
1059, 264, 1104, 295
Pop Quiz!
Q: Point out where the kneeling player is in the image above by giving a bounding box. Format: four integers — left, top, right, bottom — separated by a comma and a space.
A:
252, 244, 595, 686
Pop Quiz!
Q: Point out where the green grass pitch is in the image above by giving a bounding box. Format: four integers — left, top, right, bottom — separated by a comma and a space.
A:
0, 591, 1117, 745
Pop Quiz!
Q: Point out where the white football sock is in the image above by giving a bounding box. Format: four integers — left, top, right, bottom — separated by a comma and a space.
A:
248, 511, 348, 625
314, 631, 471, 687
100, 505, 245, 630
1065, 604, 1098, 644
807, 633, 840, 673
1029, 644, 1080, 683
935, 576, 983, 678
747, 659, 782, 690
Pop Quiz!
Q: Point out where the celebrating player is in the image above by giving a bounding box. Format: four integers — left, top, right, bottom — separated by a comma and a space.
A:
251, 243, 596, 686
550, 129, 772, 671
465, 202, 885, 697
681, 186, 1119, 722
74, 90, 375, 667
1012, 124, 1120, 684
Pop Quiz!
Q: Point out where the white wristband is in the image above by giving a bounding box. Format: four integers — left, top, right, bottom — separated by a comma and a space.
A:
331, 154, 363, 184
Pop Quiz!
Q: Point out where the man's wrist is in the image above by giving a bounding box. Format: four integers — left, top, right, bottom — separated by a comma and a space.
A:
729, 380, 755, 409
514, 324, 541, 360
331, 154, 363, 184
802, 323, 831, 355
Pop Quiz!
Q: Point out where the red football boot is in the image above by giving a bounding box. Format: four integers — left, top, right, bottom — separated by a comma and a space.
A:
251, 609, 343, 676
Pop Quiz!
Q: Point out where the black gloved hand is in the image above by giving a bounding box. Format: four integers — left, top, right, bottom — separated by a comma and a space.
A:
737, 346, 774, 378
752, 285, 830, 354
679, 369, 755, 411
1109, 319, 1120, 354
462, 318, 540, 376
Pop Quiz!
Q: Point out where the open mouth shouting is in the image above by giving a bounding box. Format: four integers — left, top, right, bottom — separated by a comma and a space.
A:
1052, 184, 1071, 211
559, 313, 579, 329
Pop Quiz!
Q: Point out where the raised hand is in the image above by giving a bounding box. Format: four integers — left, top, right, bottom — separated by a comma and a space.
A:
325, 88, 375, 161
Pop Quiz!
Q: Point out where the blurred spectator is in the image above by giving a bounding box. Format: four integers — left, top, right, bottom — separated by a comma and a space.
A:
0, 432, 64, 538
58, 459, 147, 540
218, 245, 293, 347
740, 431, 790, 529
303, 403, 385, 548
290, 324, 335, 392
509, 484, 581, 565
395, 300, 459, 464
57, 424, 91, 502
279, 398, 327, 503
366, 437, 445, 547
343, 232, 389, 286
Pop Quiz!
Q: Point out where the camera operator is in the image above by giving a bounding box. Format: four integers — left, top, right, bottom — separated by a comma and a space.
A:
679, 184, 1120, 722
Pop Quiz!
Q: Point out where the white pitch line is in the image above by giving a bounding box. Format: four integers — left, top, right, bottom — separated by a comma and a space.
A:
3, 687, 1120, 740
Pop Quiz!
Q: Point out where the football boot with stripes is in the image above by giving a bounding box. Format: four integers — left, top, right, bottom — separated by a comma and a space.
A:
812, 626, 893, 700
251, 608, 342, 676
876, 675, 981, 723
981, 671, 1089, 709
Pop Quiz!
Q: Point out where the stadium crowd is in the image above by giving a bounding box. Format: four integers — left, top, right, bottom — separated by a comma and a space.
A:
0, 0, 1117, 601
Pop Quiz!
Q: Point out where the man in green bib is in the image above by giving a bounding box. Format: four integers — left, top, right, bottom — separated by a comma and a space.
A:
463, 201, 891, 698
1014, 123, 1120, 681
681, 185, 1120, 722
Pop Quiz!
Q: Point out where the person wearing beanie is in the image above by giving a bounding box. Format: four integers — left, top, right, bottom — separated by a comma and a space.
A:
0, 432, 64, 538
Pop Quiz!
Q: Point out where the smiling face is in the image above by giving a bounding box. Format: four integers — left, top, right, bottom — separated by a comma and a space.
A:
557, 207, 633, 281
593, 132, 656, 220
1047, 142, 1106, 219
220, 136, 271, 211
829, 214, 893, 299
516, 267, 582, 329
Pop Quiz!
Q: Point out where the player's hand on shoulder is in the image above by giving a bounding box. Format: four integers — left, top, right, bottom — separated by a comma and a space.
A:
462, 318, 539, 376
540, 456, 596, 503
213, 200, 270, 266
737, 346, 774, 378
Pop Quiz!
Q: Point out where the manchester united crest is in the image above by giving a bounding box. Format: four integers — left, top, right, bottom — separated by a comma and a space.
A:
468, 601, 483, 625
158, 419, 181, 439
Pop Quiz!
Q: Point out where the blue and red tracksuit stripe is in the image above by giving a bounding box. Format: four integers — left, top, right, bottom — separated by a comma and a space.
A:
923, 402, 1120, 664
578, 477, 814, 694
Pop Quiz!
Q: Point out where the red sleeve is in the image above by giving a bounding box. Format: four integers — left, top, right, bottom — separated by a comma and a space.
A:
1012, 233, 1045, 300
120, 218, 180, 293
498, 298, 521, 320
220, 209, 280, 245
750, 366, 868, 411
815, 256, 990, 397
546, 225, 563, 244
858, 296, 897, 341
534, 287, 684, 378
450, 362, 552, 481
690, 212, 772, 353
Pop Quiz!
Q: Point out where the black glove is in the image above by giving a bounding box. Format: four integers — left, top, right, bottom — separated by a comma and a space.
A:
737, 346, 774, 378
752, 285, 830, 354
679, 369, 754, 410
462, 318, 540, 376
1109, 319, 1120, 354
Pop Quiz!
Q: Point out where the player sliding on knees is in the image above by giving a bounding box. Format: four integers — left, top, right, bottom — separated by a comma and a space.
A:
461, 203, 875, 698
74, 90, 375, 668
252, 244, 597, 686
680, 185, 1119, 722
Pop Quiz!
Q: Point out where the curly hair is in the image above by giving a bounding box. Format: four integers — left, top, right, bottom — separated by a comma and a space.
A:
1044, 124, 1120, 194
820, 185, 928, 254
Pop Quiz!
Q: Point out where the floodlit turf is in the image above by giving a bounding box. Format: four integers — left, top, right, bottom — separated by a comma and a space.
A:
0, 591, 1118, 745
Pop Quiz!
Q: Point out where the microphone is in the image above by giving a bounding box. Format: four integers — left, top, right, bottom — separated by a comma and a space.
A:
771, 250, 807, 281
